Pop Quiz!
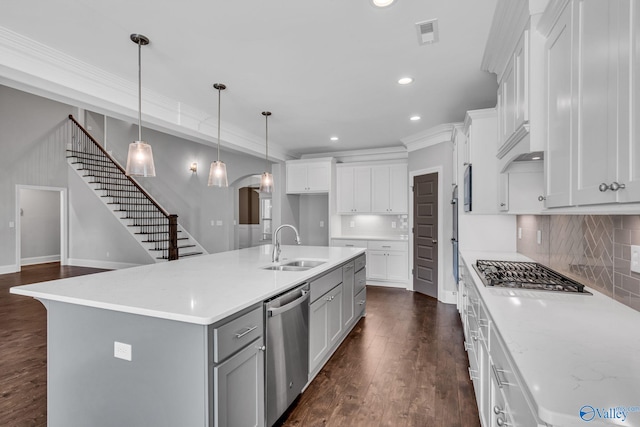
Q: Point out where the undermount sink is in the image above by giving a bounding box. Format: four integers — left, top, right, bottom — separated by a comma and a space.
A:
261, 259, 326, 272
261, 265, 310, 272
282, 260, 326, 268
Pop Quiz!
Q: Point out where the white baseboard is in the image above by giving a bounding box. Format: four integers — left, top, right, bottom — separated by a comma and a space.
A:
21, 255, 60, 266
0, 264, 19, 275
67, 258, 144, 270
367, 280, 407, 289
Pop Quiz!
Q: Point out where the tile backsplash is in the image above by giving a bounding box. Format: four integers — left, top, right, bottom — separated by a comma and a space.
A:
517, 215, 640, 312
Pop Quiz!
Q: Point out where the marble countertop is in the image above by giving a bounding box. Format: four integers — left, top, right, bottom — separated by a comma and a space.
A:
461, 250, 640, 427
11, 245, 365, 326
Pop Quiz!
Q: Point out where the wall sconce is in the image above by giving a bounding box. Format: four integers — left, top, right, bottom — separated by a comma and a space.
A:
190, 162, 198, 173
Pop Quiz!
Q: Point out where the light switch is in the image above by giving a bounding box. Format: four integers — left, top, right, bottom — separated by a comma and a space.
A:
518, 227, 522, 239
319, 221, 324, 227
631, 245, 640, 274
391, 221, 396, 229
350, 221, 355, 228
536, 230, 542, 245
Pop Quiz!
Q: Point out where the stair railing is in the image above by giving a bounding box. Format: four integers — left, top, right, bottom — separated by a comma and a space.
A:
67, 115, 179, 261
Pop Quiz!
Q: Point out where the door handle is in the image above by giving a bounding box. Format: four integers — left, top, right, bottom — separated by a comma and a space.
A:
432, 240, 437, 244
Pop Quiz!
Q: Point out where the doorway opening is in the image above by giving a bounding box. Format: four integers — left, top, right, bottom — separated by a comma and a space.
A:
16, 185, 68, 271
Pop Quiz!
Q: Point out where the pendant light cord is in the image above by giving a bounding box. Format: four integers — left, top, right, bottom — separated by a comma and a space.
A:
217, 86, 221, 161
137, 39, 142, 142
265, 114, 269, 170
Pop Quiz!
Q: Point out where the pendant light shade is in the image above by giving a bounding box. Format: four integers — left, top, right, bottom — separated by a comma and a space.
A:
259, 111, 274, 193
126, 34, 156, 177
208, 83, 229, 187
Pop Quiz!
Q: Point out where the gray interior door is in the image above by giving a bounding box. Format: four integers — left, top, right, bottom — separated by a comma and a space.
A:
413, 173, 438, 298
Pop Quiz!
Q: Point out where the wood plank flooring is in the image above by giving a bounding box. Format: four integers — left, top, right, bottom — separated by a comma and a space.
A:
280, 286, 480, 427
0, 263, 108, 427
1, 265, 479, 427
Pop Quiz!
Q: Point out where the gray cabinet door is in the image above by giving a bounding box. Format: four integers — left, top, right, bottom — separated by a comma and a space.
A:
342, 262, 355, 328
309, 295, 329, 373
327, 285, 343, 348
214, 338, 265, 427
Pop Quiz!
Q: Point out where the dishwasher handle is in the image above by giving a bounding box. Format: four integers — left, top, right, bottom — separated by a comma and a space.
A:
267, 289, 310, 317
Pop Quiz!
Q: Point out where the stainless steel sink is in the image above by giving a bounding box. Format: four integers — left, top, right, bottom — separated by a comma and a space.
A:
282, 260, 326, 268
261, 265, 310, 272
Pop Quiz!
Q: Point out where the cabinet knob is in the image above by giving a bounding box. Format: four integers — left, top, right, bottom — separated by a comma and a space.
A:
432, 240, 438, 244
610, 182, 626, 191
538, 195, 546, 201
496, 417, 510, 426
499, 203, 506, 207
257, 345, 266, 352
494, 406, 504, 415
599, 183, 610, 192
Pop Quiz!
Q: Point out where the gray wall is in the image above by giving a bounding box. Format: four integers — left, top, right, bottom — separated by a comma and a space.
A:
0, 85, 280, 270
20, 188, 61, 263
408, 142, 456, 294
0, 85, 75, 270
298, 195, 329, 246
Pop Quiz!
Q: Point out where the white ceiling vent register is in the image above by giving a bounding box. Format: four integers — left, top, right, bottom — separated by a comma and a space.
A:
416, 19, 439, 45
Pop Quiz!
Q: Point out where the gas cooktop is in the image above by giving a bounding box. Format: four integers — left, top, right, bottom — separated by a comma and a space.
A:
473, 260, 592, 294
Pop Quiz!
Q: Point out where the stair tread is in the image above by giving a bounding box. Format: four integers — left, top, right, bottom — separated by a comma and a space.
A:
142, 238, 188, 243
149, 245, 196, 251
157, 251, 203, 259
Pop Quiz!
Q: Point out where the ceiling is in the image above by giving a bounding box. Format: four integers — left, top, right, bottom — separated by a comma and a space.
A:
0, 0, 498, 158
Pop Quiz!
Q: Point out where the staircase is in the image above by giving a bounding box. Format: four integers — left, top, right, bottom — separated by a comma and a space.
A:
66, 115, 206, 262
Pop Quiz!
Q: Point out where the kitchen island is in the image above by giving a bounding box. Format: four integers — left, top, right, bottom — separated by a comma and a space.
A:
460, 250, 640, 427
11, 245, 366, 427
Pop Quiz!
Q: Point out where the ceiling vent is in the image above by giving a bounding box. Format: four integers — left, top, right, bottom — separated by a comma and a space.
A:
416, 19, 439, 45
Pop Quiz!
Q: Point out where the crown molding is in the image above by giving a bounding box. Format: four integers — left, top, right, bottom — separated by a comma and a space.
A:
463, 108, 497, 132
537, 0, 571, 37
401, 123, 457, 152
0, 26, 289, 162
301, 146, 407, 163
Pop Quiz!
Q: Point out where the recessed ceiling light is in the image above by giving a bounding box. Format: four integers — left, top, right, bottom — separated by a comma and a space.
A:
372, 0, 395, 7
398, 77, 413, 85
410, 115, 421, 121
330, 136, 339, 141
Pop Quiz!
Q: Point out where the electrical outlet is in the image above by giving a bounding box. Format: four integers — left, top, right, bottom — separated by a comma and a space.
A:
114, 341, 132, 361
391, 221, 396, 229
319, 221, 324, 227
632, 245, 640, 274
9, 221, 14, 228
216, 220, 223, 226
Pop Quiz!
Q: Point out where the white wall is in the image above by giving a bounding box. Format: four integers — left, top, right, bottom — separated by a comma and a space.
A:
19, 188, 60, 264
298, 195, 329, 246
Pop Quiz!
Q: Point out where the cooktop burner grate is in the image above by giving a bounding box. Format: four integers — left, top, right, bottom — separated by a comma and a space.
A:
473, 260, 591, 294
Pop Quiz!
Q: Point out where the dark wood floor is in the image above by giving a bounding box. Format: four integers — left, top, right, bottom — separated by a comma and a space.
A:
1, 265, 479, 427
280, 286, 480, 427
0, 263, 108, 427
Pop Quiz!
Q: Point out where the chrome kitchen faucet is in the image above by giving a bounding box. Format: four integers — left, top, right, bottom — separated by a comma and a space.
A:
272, 224, 301, 263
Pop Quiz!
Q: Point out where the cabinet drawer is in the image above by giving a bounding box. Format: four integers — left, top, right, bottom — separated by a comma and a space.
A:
367, 241, 407, 251
211, 306, 263, 364
490, 327, 538, 426
354, 268, 366, 294
331, 239, 366, 248
354, 254, 366, 272
310, 268, 343, 303
355, 287, 366, 317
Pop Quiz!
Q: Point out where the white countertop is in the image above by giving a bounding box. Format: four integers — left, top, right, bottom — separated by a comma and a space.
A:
10, 245, 365, 326
461, 250, 640, 427
331, 235, 409, 241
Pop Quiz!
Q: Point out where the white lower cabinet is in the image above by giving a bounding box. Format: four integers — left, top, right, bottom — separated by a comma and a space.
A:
460, 259, 539, 427
366, 241, 408, 283
309, 283, 343, 375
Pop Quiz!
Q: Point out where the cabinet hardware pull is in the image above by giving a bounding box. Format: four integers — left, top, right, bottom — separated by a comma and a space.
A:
493, 406, 505, 415
345, 244, 354, 247
235, 325, 257, 339
500, 203, 506, 207
432, 240, 438, 244
538, 195, 546, 201
358, 300, 365, 305
491, 365, 514, 388
610, 182, 626, 191
382, 245, 391, 248
496, 417, 510, 426
599, 183, 609, 192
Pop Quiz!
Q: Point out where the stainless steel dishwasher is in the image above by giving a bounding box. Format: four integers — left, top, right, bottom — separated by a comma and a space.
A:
264, 283, 310, 426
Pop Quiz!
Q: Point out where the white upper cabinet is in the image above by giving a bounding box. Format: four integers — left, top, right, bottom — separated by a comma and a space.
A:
286, 158, 333, 194
336, 162, 407, 214
539, 0, 640, 208
336, 166, 371, 213
371, 164, 408, 214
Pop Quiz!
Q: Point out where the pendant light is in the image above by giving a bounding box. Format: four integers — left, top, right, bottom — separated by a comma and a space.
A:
125, 34, 156, 177
259, 111, 274, 193
208, 83, 228, 187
